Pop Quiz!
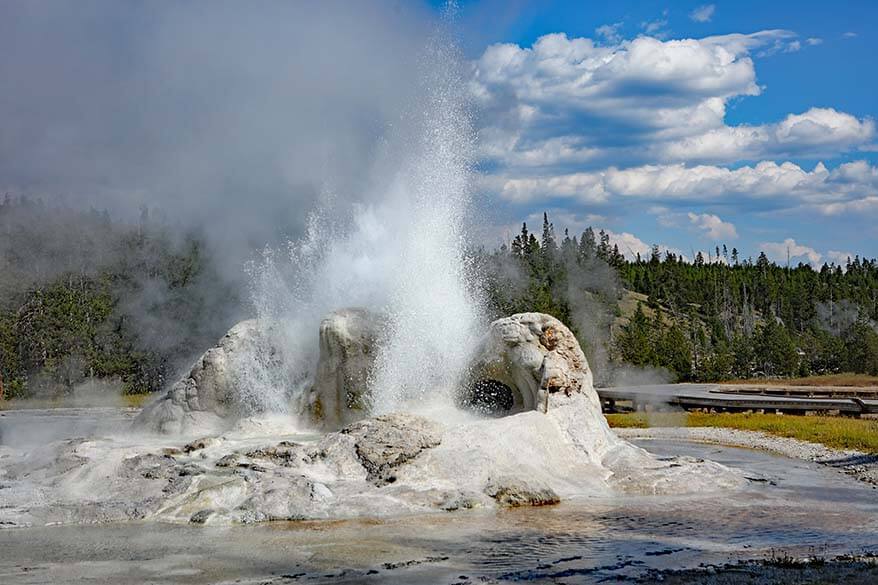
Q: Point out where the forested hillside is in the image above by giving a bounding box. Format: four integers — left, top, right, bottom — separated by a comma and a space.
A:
0, 197, 240, 398
479, 213, 878, 384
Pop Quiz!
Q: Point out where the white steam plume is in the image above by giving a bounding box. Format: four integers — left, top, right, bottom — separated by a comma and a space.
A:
244, 27, 485, 416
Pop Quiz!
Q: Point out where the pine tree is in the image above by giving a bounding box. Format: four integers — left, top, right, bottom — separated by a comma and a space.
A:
510, 222, 526, 258
541, 212, 557, 253
540, 212, 558, 269
579, 227, 596, 261
597, 230, 611, 260
649, 244, 660, 265
616, 303, 654, 366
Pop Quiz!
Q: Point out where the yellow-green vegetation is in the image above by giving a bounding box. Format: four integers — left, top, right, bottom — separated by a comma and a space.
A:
121, 393, 152, 408
721, 373, 878, 387
0, 396, 79, 411
0, 392, 152, 410
605, 411, 878, 453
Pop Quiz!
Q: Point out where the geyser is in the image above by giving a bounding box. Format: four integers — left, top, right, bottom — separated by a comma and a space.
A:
136, 311, 599, 432
136, 27, 486, 433
0, 25, 749, 531
5, 309, 747, 528
221, 35, 484, 425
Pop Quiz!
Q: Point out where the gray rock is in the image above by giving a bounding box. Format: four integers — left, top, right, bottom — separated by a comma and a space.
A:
307, 308, 384, 429
244, 442, 304, 466
189, 509, 215, 524
133, 320, 258, 433
133, 320, 293, 434
435, 492, 481, 511
119, 453, 177, 481
485, 476, 560, 507
134, 310, 591, 434
215, 453, 241, 468
307, 310, 594, 427
461, 313, 597, 415
178, 463, 206, 477
234, 477, 332, 522
183, 437, 221, 453
339, 413, 443, 486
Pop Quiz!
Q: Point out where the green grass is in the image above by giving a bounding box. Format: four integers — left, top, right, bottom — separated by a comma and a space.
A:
606, 411, 878, 453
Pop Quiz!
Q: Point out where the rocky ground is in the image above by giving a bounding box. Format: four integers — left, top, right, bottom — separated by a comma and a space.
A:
0, 395, 747, 528
616, 426, 878, 486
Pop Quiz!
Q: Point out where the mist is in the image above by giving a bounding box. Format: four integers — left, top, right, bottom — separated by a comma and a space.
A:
241, 22, 486, 415
0, 1, 434, 278
1, 2, 473, 400
815, 299, 868, 336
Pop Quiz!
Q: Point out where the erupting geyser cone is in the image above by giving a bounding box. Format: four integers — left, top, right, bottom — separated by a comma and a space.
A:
241, 28, 485, 420
136, 26, 486, 433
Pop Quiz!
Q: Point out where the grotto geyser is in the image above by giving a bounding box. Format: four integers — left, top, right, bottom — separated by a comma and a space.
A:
0, 311, 744, 528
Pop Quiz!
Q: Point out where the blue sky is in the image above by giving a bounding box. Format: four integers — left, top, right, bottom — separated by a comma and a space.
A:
431, 0, 878, 265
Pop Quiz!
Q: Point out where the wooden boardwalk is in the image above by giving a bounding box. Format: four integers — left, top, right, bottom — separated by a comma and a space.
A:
597, 383, 878, 416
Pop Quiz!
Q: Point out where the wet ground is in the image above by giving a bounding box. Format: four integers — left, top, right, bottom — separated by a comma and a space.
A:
1, 407, 876, 584
0, 406, 139, 447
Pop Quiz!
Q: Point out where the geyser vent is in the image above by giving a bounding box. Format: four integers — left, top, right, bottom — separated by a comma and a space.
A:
460, 379, 517, 416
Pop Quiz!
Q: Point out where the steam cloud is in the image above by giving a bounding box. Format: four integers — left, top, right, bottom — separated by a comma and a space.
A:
1, 2, 483, 402
245, 23, 487, 415
0, 1, 434, 275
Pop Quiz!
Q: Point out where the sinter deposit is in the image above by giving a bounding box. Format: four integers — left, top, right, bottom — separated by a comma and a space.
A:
0, 312, 743, 528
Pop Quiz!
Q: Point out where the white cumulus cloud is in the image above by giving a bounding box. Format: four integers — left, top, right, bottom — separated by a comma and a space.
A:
687, 212, 738, 239
660, 108, 875, 163
471, 26, 877, 252
472, 32, 873, 172
496, 160, 878, 213
760, 239, 822, 266
605, 230, 685, 261
826, 250, 854, 265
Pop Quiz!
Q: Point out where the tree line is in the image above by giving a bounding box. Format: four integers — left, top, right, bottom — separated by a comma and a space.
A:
2, 201, 876, 399
477, 212, 878, 383
0, 196, 240, 398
